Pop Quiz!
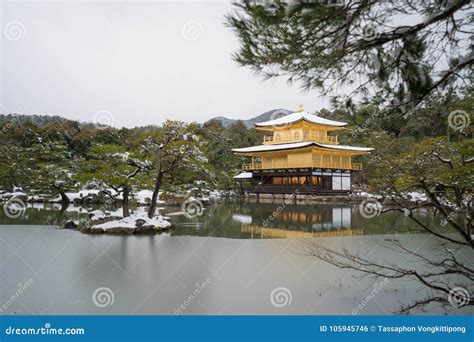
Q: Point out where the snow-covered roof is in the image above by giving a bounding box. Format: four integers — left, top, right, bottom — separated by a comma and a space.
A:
232, 142, 373, 154
255, 111, 347, 128
317, 143, 374, 152
233, 172, 253, 179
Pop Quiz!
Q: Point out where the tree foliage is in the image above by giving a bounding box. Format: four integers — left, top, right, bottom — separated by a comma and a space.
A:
227, 0, 473, 116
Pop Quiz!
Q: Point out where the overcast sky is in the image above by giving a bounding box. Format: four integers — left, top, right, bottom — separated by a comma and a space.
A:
0, 0, 327, 128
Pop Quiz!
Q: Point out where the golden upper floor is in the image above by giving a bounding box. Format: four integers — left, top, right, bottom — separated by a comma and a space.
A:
240, 147, 364, 171
255, 110, 346, 145
232, 108, 373, 171
263, 128, 338, 145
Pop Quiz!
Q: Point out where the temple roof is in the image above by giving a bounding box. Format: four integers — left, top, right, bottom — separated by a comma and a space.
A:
232, 142, 373, 154
233, 172, 253, 179
255, 111, 347, 128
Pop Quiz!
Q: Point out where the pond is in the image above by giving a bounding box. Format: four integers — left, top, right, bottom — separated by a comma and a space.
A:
0, 198, 447, 239
0, 199, 470, 315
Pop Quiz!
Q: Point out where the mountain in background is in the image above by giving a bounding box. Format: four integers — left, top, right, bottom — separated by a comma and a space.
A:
0, 113, 66, 125
207, 108, 292, 128
0, 108, 298, 129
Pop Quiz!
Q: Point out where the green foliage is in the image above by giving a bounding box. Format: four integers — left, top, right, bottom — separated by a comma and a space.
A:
0, 95, 471, 195
227, 0, 472, 118
0, 116, 255, 193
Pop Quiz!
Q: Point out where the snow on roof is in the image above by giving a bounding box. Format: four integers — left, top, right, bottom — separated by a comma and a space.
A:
233, 142, 312, 153
232, 142, 373, 153
317, 143, 374, 152
233, 172, 253, 179
255, 111, 347, 128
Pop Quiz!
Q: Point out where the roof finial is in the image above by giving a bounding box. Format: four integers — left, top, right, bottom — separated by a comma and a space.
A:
296, 104, 304, 112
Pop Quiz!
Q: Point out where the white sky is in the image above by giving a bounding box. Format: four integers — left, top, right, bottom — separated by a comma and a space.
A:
0, 0, 327, 128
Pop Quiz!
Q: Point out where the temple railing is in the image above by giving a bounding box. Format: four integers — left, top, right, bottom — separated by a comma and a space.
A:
242, 162, 263, 170
242, 161, 362, 170
262, 134, 338, 145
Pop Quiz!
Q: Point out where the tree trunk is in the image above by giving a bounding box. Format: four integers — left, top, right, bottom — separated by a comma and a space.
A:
122, 186, 130, 217
148, 170, 163, 218
59, 191, 70, 204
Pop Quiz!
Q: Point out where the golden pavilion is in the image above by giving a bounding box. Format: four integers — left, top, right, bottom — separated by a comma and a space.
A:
232, 106, 373, 194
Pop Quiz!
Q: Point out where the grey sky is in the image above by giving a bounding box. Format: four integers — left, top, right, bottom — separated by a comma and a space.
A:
0, 0, 326, 128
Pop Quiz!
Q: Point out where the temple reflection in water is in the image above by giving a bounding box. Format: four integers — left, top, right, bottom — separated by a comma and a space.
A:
232, 204, 362, 239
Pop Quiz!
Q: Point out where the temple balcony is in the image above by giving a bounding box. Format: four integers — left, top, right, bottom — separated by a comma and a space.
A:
242, 161, 362, 171
263, 134, 338, 145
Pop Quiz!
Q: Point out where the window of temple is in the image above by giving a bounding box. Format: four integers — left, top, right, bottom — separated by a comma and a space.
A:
299, 176, 309, 184
275, 134, 281, 141
272, 177, 282, 185
294, 132, 300, 140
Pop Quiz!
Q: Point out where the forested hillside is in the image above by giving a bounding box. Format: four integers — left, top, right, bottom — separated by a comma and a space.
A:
0, 96, 472, 198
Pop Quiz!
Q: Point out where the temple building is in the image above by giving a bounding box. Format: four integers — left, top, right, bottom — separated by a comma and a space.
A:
232, 107, 373, 194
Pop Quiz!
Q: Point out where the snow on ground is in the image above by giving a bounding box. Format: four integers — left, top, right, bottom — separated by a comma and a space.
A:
49, 189, 102, 203
405, 191, 428, 203
133, 190, 165, 205
0, 191, 27, 200
352, 190, 429, 203
92, 212, 171, 231
89, 209, 107, 221
0, 187, 236, 205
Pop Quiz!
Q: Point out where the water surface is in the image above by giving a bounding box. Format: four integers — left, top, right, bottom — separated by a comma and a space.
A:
0, 200, 469, 315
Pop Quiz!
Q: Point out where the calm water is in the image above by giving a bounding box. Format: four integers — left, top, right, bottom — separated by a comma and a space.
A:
0, 199, 446, 239
0, 200, 470, 315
